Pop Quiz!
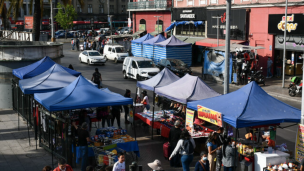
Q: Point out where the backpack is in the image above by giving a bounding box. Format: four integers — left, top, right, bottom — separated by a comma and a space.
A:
183, 139, 194, 154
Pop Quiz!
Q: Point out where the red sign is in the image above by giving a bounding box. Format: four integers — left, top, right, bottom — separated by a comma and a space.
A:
24, 16, 34, 29
197, 105, 223, 127
221, 12, 226, 23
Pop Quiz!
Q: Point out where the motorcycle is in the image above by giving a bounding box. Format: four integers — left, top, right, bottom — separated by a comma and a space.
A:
248, 67, 265, 86
288, 76, 302, 97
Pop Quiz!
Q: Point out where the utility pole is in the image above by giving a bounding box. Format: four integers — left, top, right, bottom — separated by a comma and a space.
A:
224, 0, 231, 95
212, 16, 221, 47
282, 0, 288, 88
154, 16, 162, 35
302, 56, 304, 125
50, 0, 55, 42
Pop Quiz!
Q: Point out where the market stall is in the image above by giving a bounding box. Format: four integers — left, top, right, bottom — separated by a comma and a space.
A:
187, 81, 301, 171
131, 33, 153, 57
142, 34, 166, 63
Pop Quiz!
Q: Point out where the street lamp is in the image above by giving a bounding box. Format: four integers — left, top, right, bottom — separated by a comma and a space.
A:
212, 16, 221, 47
282, 0, 288, 88
50, 1, 64, 42
154, 16, 162, 35
224, 0, 231, 95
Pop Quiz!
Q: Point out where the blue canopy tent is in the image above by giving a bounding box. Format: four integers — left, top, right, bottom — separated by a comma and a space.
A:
155, 74, 220, 104
13, 56, 81, 79
187, 81, 301, 128
131, 33, 154, 57
34, 75, 133, 111
154, 35, 192, 66
142, 34, 166, 62
19, 64, 80, 94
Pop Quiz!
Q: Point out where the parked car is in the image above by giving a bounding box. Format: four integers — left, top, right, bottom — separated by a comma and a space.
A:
122, 57, 160, 80
157, 59, 192, 77
55, 30, 65, 35
79, 50, 106, 65
55, 32, 73, 38
103, 44, 129, 63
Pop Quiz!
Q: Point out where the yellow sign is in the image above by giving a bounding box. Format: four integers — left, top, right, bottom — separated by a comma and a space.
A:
185, 109, 195, 127
277, 14, 298, 32
295, 124, 304, 162
197, 105, 222, 127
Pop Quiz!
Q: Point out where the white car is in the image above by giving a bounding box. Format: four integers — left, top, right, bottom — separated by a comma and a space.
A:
122, 57, 160, 80
103, 45, 129, 63
79, 50, 106, 65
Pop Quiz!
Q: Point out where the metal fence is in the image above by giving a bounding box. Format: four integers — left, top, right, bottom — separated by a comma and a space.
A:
128, 0, 172, 10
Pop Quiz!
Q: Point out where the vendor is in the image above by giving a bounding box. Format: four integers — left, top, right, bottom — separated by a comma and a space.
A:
141, 90, 150, 111
262, 132, 275, 148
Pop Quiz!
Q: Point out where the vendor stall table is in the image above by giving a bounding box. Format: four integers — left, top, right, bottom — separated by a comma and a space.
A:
254, 151, 290, 171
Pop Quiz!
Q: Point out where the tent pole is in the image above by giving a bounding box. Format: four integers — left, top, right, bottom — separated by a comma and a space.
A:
52, 116, 54, 169
133, 87, 138, 140
17, 85, 19, 131
23, 94, 31, 146
151, 89, 155, 140
234, 128, 238, 171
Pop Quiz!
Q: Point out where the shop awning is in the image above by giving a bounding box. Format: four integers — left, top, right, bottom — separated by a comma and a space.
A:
132, 30, 145, 37
195, 38, 244, 47
150, 31, 163, 36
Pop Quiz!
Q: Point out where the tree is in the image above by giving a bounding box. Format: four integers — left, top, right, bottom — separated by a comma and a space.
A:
54, 3, 77, 39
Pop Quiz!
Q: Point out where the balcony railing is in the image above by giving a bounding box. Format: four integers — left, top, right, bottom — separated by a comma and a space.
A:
128, 0, 172, 10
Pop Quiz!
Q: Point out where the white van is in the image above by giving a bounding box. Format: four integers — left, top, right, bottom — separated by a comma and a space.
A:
122, 57, 160, 80
103, 44, 129, 63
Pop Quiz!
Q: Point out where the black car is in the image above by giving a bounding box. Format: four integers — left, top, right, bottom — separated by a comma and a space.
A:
157, 59, 192, 77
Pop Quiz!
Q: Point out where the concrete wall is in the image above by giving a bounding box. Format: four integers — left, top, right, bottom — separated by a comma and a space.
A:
1, 30, 48, 41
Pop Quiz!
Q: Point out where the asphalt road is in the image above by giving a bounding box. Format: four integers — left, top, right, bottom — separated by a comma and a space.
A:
61, 43, 301, 170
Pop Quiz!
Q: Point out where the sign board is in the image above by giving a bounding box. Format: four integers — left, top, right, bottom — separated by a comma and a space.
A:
197, 105, 223, 127
24, 16, 34, 29
268, 14, 304, 35
295, 124, 304, 162
206, 9, 247, 40
128, 18, 131, 27
139, 24, 146, 31
172, 7, 207, 21
185, 109, 195, 128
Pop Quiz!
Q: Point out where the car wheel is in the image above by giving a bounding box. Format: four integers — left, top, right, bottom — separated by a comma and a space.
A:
136, 74, 141, 81
87, 60, 90, 65
79, 57, 82, 63
104, 56, 108, 61
114, 58, 118, 63
123, 71, 128, 79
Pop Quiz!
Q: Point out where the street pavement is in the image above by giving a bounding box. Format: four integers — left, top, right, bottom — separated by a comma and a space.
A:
0, 42, 302, 171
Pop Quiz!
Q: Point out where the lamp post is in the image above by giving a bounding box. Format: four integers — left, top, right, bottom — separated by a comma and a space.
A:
212, 16, 221, 47
282, 0, 288, 88
154, 16, 162, 35
50, 0, 55, 42
224, 0, 231, 95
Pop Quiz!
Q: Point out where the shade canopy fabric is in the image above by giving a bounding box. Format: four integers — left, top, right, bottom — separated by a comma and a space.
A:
155, 74, 220, 104
154, 45, 192, 66
19, 64, 78, 94
131, 33, 154, 44
34, 75, 133, 111
154, 35, 192, 47
137, 68, 180, 91
142, 34, 166, 45
187, 82, 301, 128
13, 56, 81, 79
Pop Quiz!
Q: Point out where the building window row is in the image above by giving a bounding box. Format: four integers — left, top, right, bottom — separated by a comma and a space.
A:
88, 4, 93, 13
176, 24, 205, 37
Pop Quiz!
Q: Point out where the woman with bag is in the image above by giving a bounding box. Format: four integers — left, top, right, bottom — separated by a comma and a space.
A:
141, 90, 150, 111
207, 132, 220, 171
195, 151, 209, 171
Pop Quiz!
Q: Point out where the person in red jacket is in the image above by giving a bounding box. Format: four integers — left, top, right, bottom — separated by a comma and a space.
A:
53, 159, 73, 171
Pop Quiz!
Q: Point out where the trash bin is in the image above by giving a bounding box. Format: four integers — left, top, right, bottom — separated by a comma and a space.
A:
240, 159, 253, 171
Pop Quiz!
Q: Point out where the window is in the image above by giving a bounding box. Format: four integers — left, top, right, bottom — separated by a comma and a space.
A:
110, 5, 114, 13
165, 60, 171, 66
175, 23, 205, 37
156, 20, 163, 25
108, 47, 112, 51
88, 4, 93, 13
77, 5, 82, 13
121, 5, 126, 13
200, 0, 206, 5
23, 4, 27, 16
160, 59, 166, 65
112, 48, 115, 53
210, 0, 217, 4
99, 4, 104, 13
140, 19, 146, 24
132, 61, 138, 68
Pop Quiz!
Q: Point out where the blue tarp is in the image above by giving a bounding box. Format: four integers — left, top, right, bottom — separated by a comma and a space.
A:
165, 21, 204, 32
204, 50, 232, 83
131, 33, 154, 44
137, 68, 180, 91
13, 56, 81, 79
155, 74, 220, 104
187, 82, 301, 128
142, 34, 166, 60
19, 64, 79, 94
34, 75, 133, 111
131, 33, 154, 57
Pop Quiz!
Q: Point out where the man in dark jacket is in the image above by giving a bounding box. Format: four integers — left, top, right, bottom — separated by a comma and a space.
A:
169, 120, 182, 167
111, 105, 122, 128
216, 127, 224, 171
76, 38, 80, 51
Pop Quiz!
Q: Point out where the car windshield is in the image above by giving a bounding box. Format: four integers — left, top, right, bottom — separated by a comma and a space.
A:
89, 52, 101, 56
115, 47, 125, 53
55, 31, 62, 34
170, 60, 187, 67
137, 61, 155, 68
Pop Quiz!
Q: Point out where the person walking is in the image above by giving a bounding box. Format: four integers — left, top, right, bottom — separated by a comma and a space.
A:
76, 38, 80, 51
168, 120, 182, 167
275, 56, 282, 78
91, 68, 102, 88
169, 130, 196, 171
113, 153, 125, 171
92, 41, 96, 50
222, 137, 237, 171
215, 127, 224, 171
111, 105, 122, 128
195, 151, 209, 171
141, 90, 150, 111
72, 122, 95, 171
123, 89, 131, 124
71, 38, 75, 50
267, 57, 273, 78
83, 41, 87, 51
88, 41, 91, 50
53, 159, 73, 171
207, 132, 220, 171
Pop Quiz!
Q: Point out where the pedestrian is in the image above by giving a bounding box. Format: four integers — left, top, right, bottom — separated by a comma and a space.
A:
72, 122, 95, 171
86, 166, 94, 171
123, 89, 131, 124
53, 158, 73, 171
76, 38, 80, 51
42, 166, 52, 171
215, 127, 224, 171
92, 41, 96, 50
275, 56, 282, 78
267, 57, 273, 78
141, 90, 150, 111
83, 41, 87, 51
207, 132, 220, 171
222, 137, 237, 171
168, 120, 182, 167
169, 130, 196, 171
111, 105, 122, 128
91, 68, 102, 88
82, 33, 85, 39
113, 153, 125, 171
147, 159, 164, 171
71, 38, 75, 50
195, 151, 209, 171
98, 106, 111, 128
88, 41, 91, 50
68, 64, 74, 70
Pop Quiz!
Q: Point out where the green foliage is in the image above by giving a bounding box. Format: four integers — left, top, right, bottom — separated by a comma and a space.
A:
54, 3, 77, 30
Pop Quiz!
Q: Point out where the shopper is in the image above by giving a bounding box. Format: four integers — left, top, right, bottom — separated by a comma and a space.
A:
216, 127, 224, 171
42, 166, 52, 171
92, 41, 96, 50
169, 130, 196, 171
275, 56, 282, 78
91, 68, 102, 88
53, 159, 73, 171
141, 90, 150, 111
147, 159, 164, 171
207, 132, 220, 171
83, 41, 87, 51
76, 38, 80, 51
222, 137, 236, 171
113, 153, 125, 171
195, 151, 209, 171
111, 105, 122, 128
168, 120, 182, 167
87, 40, 91, 50
123, 89, 131, 124
267, 57, 273, 78
72, 122, 95, 171
71, 38, 75, 50
99, 106, 111, 128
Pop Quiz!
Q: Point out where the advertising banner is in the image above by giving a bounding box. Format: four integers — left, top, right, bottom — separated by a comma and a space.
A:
185, 109, 195, 128
295, 124, 304, 162
172, 8, 207, 21
268, 14, 304, 35
24, 16, 34, 29
128, 18, 131, 27
197, 105, 223, 127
